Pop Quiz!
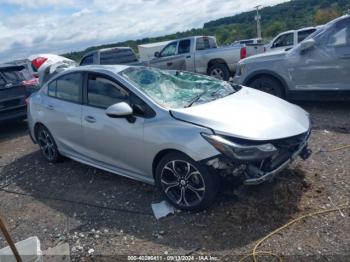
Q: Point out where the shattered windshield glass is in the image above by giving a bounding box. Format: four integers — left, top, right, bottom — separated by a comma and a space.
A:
120, 67, 237, 108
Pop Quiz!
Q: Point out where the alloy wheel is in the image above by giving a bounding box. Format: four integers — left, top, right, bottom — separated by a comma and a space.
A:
38, 128, 56, 161
210, 68, 224, 80
160, 160, 206, 208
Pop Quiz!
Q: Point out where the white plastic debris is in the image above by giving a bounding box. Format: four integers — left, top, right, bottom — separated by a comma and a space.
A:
0, 236, 43, 262
151, 200, 175, 219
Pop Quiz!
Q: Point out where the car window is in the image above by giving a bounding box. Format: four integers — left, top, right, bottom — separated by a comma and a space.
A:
2, 71, 20, 83
0, 75, 5, 87
87, 74, 129, 109
327, 20, 350, 47
298, 29, 316, 43
273, 33, 294, 48
81, 55, 93, 65
48, 81, 56, 97
178, 39, 191, 54
196, 37, 216, 50
52, 73, 81, 103
100, 49, 138, 65
160, 42, 177, 57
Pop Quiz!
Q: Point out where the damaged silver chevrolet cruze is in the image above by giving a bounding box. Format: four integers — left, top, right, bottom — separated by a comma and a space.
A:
27, 65, 311, 211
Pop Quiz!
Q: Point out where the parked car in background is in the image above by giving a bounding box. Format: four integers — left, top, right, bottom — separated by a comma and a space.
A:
79, 47, 139, 66
28, 54, 76, 85
27, 65, 311, 210
265, 27, 318, 52
148, 36, 264, 81
234, 15, 350, 100
0, 64, 39, 122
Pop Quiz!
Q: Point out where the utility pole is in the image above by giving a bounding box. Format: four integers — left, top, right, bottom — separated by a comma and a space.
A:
254, 5, 262, 39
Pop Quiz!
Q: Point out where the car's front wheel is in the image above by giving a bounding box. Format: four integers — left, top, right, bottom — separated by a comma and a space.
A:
37, 125, 61, 163
155, 152, 219, 211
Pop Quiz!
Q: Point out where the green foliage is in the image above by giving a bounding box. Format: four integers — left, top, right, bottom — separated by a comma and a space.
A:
63, 0, 350, 61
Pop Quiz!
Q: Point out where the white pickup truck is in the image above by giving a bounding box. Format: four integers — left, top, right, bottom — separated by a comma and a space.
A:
265, 27, 319, 52
147, 36, 264, 80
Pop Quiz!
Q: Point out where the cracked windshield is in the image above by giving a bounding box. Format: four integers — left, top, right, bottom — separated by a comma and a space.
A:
121, 67, 237, 108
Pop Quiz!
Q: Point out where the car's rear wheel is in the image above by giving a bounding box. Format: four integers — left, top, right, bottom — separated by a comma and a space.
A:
155, 152, 219, 211
208, 64, 230, 81
249, 75, 284, 98
37, 126, 61, 163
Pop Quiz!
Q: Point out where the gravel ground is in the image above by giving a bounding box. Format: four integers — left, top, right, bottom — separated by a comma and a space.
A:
0, 101, 349, 261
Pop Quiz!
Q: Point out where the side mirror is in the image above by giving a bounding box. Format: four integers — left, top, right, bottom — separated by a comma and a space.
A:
154, 51, 160, 58
105, 102, 133, 118
299, 39, 315, 52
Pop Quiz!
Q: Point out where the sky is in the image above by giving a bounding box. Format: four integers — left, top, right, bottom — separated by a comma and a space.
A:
0, 0, 289, 62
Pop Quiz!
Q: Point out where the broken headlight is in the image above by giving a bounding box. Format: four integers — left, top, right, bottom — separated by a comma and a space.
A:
201, 133, 277, 161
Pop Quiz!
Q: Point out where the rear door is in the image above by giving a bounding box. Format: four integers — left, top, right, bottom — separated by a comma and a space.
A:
42, 72, 84, 154
81, 72, 145, 175
0, 67, 27, 121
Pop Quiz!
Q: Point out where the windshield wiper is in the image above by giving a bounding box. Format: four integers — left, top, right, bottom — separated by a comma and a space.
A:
185, 91, 207, 108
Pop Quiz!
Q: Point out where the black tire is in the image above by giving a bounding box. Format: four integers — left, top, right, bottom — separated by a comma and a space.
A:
208, 64, 230, 81
155, 152, 219, 211
36, 125, 62, 163
249, 76, 285, 98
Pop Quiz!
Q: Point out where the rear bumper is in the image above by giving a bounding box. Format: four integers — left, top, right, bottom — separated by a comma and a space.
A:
243, 143, 311, 185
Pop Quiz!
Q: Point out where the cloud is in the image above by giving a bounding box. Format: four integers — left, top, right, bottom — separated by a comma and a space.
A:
0, 0, 289, 62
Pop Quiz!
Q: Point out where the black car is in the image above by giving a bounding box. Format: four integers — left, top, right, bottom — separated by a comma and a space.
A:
0, 64, 39, 122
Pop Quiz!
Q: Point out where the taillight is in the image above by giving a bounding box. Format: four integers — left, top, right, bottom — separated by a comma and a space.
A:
240, 47, 247, 60
32, 57, 48, 70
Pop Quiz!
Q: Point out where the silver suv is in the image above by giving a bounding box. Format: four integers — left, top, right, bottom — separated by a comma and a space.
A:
234, 15, 350, 100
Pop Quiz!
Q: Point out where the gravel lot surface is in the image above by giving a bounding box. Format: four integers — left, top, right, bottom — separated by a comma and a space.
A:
0, 101, 349, 261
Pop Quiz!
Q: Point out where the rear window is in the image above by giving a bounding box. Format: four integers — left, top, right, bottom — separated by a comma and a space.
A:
0, 76, 5, 87
1, 70, 24, 83
100, 49, 138, 65
80, 55, 93, 65
196, 37, 217, 50
298, 29, 316, 43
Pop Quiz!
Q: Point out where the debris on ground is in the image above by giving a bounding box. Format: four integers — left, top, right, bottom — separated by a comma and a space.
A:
151, 200, 175, 219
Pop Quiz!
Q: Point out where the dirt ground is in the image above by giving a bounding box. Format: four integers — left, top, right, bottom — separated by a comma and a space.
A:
0, 101, 349, 261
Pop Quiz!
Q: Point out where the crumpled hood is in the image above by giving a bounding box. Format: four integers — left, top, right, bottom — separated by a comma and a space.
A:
171, 87, 310, 141
241, 49, 288, 64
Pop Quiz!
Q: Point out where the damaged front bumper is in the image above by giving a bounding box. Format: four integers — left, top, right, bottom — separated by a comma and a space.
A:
205, 131, 312, 185
244, 143, 311, 185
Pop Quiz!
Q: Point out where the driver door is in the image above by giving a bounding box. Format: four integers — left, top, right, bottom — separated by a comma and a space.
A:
149, 41, 186, 70
82, 72, 145, 175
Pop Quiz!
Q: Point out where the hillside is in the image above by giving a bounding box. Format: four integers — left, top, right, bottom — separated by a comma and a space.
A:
63, 0, 349, 61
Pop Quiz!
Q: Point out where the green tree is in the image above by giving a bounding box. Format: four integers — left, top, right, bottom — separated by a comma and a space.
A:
314, 8, 341, 25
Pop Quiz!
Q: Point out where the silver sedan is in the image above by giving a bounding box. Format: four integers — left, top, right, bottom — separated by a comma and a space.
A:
27, 65, 311, 211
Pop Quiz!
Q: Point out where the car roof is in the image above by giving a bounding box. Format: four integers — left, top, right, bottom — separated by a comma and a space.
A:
66, 64, 131, 74
81, 47, 133, 57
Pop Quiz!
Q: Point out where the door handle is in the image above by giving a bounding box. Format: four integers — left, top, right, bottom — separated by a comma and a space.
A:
166, 62, 173, 66
84, 116, 96, 123
186, 55, 191, 58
